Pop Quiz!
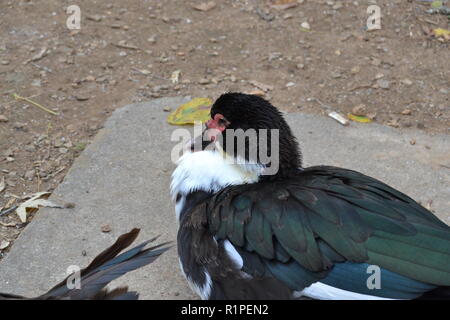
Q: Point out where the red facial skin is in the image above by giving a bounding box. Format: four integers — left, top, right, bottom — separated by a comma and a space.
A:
205, 113, 228, 141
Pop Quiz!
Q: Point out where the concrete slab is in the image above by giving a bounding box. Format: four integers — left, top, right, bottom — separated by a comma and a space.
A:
0, 97, 449, 299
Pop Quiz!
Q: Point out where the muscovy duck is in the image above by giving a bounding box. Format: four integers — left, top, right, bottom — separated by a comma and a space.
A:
171, 92, 450, 300
0, 228, 170, 300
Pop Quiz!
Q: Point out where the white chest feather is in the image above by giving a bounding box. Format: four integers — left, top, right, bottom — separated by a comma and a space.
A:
170, 149, 262, 205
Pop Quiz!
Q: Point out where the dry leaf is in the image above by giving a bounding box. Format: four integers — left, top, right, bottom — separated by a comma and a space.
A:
248, 80, 274, 92
31, 47, 48, 62
269, 0, 299, 10
171, 70, 181, 84
115, 40, 139, 50
387, 119, 400, 128
191, 1, 216, 12
247, 89, 266, 97
425, 200, 433, 211
401, 109, 412, 115
15, 192, 65, 222
0, 221, 17, 227
0, 176, 5, 193
352, 104, 367, 116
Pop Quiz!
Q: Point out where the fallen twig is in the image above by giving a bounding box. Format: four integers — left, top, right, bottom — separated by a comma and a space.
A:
12, 93, 59, 116
31, 63, 53, 73
0, 205, 18, 218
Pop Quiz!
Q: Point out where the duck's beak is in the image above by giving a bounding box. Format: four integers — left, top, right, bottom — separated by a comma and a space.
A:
187, 125, 220, 152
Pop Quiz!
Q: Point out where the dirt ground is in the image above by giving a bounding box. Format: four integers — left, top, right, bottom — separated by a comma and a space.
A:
0, 0, 449, 258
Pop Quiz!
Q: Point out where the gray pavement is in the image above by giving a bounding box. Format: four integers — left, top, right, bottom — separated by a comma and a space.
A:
0, 97, 449, 299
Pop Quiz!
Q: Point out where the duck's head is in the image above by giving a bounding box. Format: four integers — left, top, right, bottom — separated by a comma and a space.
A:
206, 92, 302, 174
171, 93, 302, 198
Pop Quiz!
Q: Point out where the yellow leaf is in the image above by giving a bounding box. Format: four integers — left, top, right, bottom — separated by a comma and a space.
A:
167, 98, 213, 125
348, 113, 373, 123
433, 28, 450, 37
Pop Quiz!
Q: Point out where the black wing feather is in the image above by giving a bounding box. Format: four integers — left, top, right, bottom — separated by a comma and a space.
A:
205, 165, 450, 292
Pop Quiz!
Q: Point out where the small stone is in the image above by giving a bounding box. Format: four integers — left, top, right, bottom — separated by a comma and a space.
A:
147, 36, 157, 44
0, 60, 10, 65
401, 109, 412, 115
0, 240, 10, 250
409, 139, 416, 145
24, 169, 35, 181
59, 147, 68, 154
24, 145, 35, 152
374, 73, 384, 80
0, 115, 8, 122
371, 58, 381, 66
400, 79, 413, 86
351, 66, 360, 74
286, 82, 295, 88
152, 85, 169, 92
64, 141, 73, 148
14, 122, 26, 130
163, 106, 171, 112
198, 78, 210, 85
101, 224, 112, 233
75, 95, 90, 101
331, 72, 342, 79
301, 22, 310, 30
54, 139, 64, 148
82, 250, 87, 256
377, 79, 390, 89
87, 14, 102, 22
119, 51, 127, 57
